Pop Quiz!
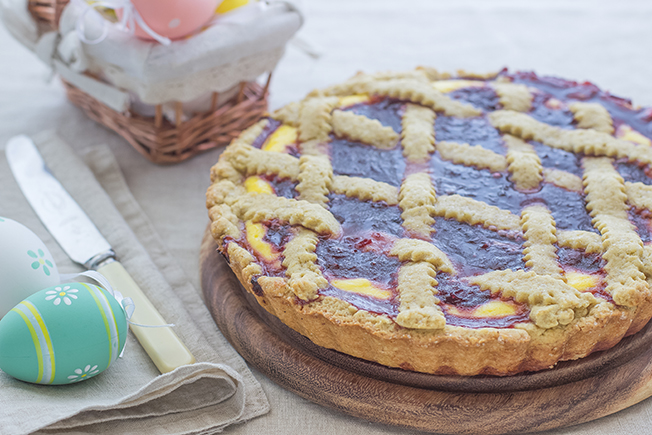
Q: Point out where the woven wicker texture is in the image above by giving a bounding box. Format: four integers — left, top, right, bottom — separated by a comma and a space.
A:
28, 0, 271, 164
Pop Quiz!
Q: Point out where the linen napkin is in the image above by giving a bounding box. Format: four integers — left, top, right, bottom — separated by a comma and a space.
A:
0, 131, 269, 434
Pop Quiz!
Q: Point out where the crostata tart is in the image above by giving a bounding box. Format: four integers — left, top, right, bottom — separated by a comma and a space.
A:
206, 68, 652, 375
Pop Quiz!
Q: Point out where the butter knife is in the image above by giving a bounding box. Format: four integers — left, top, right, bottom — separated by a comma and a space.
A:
6, 135, 195, 373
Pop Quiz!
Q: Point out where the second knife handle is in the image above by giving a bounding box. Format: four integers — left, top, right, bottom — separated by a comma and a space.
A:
97, 260, 195, 373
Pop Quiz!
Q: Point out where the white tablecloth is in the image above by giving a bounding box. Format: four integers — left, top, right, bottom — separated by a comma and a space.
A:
2, 0, 652, 433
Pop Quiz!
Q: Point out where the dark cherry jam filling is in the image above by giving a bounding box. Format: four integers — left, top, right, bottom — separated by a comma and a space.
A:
448, 87, 500, 112
237, 229, 286, 278
435, 115, 505, 155
437, 276, 492, 308
528, 93, 575, 128
508, 71, 652, 142
531, 142, 584, 177
263, 221, 294, 252
330, 138, 405, 186
616, 159, 652, 186
431, 152, 525, 214
328, 194, 404, 238
320, 285, 397, 317
347, 98, 404, 133
251, 118, 282, 149
557, 247, 604, 273
316, 232, 400, 316
535, 184, 595, 232
436, 275, 530, 329
432, 217, 524, 276
430, 154, 593, 232
262, 174, 298, 199
629, 208, 652, 243
316, 235, 400, 283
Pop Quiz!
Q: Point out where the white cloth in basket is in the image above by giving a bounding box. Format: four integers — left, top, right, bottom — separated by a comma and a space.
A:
0, 0, 303, 111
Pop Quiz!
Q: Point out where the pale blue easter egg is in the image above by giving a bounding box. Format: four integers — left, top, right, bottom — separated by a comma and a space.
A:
0, 217, 60, 318
0, 283, 128, 385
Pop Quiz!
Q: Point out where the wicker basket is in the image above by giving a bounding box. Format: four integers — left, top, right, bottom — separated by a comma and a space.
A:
28, 0, 271, 164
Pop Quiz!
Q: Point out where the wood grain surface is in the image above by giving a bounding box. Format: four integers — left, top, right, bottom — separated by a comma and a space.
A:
200, 230, 652, 434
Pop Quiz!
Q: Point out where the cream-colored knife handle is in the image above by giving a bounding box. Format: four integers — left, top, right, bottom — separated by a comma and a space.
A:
97, 260, 196, 373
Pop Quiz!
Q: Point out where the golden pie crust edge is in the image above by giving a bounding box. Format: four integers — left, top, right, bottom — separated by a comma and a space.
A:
222, 237, 652, 375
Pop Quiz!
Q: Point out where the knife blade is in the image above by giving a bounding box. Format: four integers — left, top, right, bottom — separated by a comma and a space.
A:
6, 135, 195, 373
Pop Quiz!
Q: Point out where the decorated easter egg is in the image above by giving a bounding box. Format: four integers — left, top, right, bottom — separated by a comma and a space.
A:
0, 217, 60, 318
0, 283, 127, 385
128, 0, 220, 41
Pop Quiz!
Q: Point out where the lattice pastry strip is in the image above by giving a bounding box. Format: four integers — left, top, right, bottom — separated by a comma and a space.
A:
298, 97, 340, 142
469, 270, 597, 329
366, 70, 433, 82
331, 110, 399, 149
625, 182, 652, 212
337, 94, 371, 108
234, 119, 270, 146
207, 177, 247, 240
503, 134, 543, 190
488, 110, 652, 165
230, 193, 341, 237
331, 71, 434, 95
582, 157, 649, 306
395, 262, 446, 330
296, 155, 333, 207
370, 79, 482, 117
521, 205, 564, 279
569, 102, 614, 134
299, 139, 329, 157
556, 230, 603, 254
208, 203, 242, 240
401, 103, 436, 163
399, 173, 437, 239
271, 101, 301, 127
210, 156, 244, 185
333, 78, 482, 118
431, 79, 484, 93
227, 242, 263, 287
207, 177, 245, 208
390, 239, 455, 274
491, 83, 533, 112
282, 229, 328, 301
210, 121, 269, 184
542, 168, 583, 192
433, 195, 522, 232
436, 141, 507, 172
332, 176, 399, 205
315, 71, 432, 98
227, 143, 301, 181
415, 67, 453, 81
455, 69, 499, 80
643, 245, 652, 277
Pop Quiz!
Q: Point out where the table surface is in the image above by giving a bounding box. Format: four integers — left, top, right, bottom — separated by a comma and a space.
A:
2, 1, 652, 434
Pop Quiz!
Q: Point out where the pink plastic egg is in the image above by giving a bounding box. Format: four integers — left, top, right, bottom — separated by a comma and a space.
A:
127, 0, 219, 41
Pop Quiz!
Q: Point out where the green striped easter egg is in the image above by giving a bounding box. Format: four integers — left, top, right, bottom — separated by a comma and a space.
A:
0, 283, 127, 385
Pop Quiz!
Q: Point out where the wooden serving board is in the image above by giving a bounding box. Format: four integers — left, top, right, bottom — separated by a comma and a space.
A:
200, 230, 652, 434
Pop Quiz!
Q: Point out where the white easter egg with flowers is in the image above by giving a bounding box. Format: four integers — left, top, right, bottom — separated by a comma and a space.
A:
0, 217, 60, 318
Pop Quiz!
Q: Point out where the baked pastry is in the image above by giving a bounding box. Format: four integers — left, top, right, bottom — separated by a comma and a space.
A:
206, 68, 652, 376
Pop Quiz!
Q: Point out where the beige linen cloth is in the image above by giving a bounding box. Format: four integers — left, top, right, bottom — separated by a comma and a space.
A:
0, 131, 269, 434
